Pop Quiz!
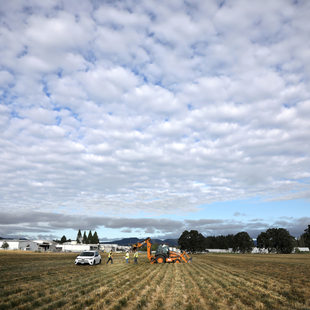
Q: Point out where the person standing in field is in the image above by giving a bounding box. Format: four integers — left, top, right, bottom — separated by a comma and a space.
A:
125, 251, 129, 263
134, 250, 138, 264
106, 250, 113, 264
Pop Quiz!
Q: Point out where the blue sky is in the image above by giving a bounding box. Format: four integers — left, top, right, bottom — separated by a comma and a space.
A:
0, 0, 309, 241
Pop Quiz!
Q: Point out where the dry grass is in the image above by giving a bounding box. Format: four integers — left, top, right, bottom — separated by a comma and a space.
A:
0, 251, 309, 309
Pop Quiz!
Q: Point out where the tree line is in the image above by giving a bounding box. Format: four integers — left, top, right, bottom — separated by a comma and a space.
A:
55, 230, 100, 244
76, 229, 100, 244
178, 225, 310, 254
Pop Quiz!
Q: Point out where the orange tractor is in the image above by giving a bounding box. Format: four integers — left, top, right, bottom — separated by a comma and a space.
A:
131, 237, 192, 264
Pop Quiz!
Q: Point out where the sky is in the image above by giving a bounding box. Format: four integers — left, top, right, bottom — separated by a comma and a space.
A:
0, 0, 309, 241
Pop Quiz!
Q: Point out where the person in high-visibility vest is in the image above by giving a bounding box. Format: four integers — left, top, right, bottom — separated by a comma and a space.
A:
134, 250, 138, 264
125, 251, 129, 263
106, 250, 113, 264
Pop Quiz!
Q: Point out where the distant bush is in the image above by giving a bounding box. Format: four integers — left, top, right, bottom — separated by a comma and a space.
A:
1, 241, 9, 250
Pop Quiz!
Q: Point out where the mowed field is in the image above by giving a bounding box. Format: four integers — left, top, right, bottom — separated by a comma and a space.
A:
0, 251, 309, 310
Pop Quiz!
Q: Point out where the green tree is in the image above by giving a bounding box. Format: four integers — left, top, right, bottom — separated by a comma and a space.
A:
1, 241, 9, 249
92, 231, 99, 244
297, 235, 306, 247
87, 231, 93, 244
82, 231, 88, 244
60, 235, 67, 244
300, 225, 310, 247
257, 228, 294, 253
225, 234, 235, 249
76, 229, 82, 244
178, 230, 205, 253
204, 236, 216, 249
233, 232, 254, 253
205, 234, 235, 249
257, 232, 270, 250
273, 228, 294, 253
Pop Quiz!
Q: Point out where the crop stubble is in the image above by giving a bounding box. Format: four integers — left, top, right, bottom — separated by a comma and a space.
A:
0, 251, 309, 309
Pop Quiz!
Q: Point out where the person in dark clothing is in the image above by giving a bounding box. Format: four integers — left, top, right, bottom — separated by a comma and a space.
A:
134, 250, 138, 264
106, 250, 113, 264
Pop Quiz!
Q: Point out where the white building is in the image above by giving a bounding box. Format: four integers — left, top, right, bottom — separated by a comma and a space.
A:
116, 245, 131, 252
0, 240, 39, 251
252, 247, 269, 254
294, 247, 310, 253
100, 244, 130, 252
33, 240, 56, 252
206, 248, 233, 253
56, 243, 100, 252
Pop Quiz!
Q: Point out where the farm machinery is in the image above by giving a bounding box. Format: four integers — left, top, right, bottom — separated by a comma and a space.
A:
131, 237, 192, 264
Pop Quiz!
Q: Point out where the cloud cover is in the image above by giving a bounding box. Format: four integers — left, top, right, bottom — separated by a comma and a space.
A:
1, 210, 309, 239
0, 0, 310, 238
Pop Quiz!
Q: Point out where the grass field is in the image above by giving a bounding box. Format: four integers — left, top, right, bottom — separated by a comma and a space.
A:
0, 251, 309, 310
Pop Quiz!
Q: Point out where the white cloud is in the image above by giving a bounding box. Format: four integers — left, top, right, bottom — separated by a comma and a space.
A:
126, 84, 182, 114
0, 70, 14, 86
18, 107, 57, 124
77, 66, 140, 102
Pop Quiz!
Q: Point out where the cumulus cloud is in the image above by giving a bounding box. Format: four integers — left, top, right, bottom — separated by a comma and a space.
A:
0, 0, 310, 237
